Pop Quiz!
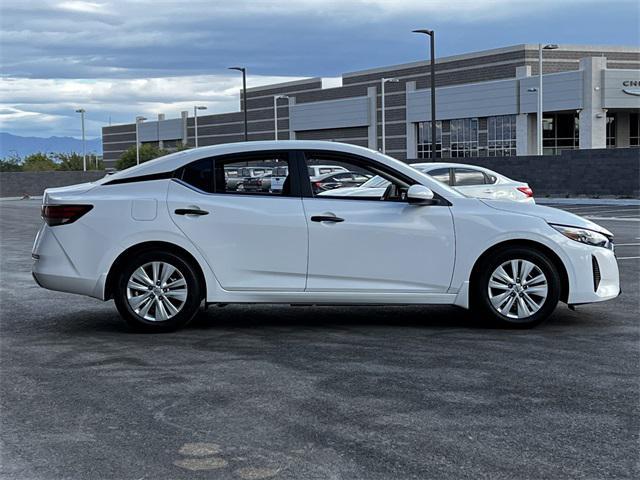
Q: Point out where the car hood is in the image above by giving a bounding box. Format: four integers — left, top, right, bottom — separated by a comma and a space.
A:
480, 200, 613, 237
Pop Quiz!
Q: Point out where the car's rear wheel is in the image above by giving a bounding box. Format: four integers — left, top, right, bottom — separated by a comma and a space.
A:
472, 247, 561, 328
114, 250, 202, 332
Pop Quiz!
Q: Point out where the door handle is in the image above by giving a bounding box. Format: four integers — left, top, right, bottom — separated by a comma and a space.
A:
311, 215, 344, 223
175, 208, 209, 216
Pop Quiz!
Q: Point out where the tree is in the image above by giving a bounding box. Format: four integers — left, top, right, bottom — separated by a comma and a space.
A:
54, 152, 104, 171
0, 155, 23, 172
116, 144, 169, 170
22, 153, 57, 171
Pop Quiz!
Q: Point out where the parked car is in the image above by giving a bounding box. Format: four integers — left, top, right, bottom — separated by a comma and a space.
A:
310, 171, 373, 194
227, 166, 271, 191
307, 164, 348, 177
33, 140, 619, 332
243, 173, 272, 193
323, 163, 534, 202
270, 165, 289, 193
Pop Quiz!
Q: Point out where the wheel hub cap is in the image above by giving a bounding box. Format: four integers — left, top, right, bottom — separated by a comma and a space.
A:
126, 261, 188, 322
488, 259, 548, 320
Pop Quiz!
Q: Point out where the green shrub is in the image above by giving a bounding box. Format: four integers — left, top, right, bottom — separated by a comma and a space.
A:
116, 144, 169, 170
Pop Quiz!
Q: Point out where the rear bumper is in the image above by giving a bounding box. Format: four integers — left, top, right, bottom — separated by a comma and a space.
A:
31, 224, 103, 299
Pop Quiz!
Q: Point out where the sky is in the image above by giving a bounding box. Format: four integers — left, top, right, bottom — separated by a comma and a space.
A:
1, 0, 639, 139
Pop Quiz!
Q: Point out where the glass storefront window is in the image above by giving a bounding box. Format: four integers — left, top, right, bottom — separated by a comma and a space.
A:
487, 115, 516, 156
606, 114, 616, 148
630, 113, 639, 147
542, 113, 578, 155
416, 121, 443, 158
450, 118, 479, 158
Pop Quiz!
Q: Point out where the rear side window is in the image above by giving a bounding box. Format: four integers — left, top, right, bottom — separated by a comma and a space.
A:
453, 168, 487, 186
179, 159, 213, 193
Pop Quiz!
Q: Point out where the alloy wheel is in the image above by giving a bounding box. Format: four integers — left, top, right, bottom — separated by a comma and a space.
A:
126, 261, 188, 322
487, 259, 548, 320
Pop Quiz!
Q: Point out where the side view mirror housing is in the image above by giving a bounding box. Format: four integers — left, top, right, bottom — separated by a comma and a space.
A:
407, 185, 437, 205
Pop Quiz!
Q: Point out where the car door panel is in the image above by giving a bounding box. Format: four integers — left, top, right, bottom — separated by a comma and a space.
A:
303, 198, 455, 292
167, 156, 308, 291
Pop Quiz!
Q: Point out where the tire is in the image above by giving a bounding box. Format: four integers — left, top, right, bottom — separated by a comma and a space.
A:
113, 250, 202, 332
471, 247, 561, 328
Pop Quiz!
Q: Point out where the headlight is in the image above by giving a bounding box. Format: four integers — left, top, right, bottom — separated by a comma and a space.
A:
551, 224, 613, 250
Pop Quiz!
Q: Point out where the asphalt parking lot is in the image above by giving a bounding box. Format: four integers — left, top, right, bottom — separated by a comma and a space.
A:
1, 199, 638, 480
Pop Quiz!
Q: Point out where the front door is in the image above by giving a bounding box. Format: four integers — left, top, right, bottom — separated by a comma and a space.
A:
302, 151, 455, 293
167, 151, 308, 291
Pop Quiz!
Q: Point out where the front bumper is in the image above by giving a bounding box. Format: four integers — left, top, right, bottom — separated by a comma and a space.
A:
566, 243, 620, 305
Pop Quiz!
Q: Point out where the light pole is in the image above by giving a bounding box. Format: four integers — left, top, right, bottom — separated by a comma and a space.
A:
135, 116, 147, 165
381, 78, 398, 154
75, 108, 86, 171
537, 43, 558, 155
229, 67, 248, 141
413, 29, 437, 158
273, 95, 289, 140
193, 105, 207, 147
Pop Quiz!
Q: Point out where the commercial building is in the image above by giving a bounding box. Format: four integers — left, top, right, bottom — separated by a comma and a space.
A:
102, 44, 640, 167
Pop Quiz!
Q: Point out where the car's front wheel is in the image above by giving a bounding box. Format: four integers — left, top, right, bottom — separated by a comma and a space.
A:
114, 250, 202, 332
472, 247, 561, 328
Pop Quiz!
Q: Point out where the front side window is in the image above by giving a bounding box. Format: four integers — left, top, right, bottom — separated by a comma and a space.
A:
426, 167, 451, 185
305, 152, 412, 201
453, 168, 486, 186
213, 154, 290, 195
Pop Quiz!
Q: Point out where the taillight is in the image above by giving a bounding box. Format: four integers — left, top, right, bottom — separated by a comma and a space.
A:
314, 181, 323, 190
517, 186, 533, 198
41, 205, 93, 226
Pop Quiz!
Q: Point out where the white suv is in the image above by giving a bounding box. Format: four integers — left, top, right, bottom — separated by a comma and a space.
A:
32, 141, 619, 332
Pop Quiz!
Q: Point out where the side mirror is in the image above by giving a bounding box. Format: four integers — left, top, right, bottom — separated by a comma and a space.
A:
407, 185, 437, 205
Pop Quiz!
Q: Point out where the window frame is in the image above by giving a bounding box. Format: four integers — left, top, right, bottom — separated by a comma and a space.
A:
300, 150, 450, 205
173, 150, 303, 198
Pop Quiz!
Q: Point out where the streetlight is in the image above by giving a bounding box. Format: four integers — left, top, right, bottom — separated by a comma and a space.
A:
228, 67, 248, 141
135, 116, 147, 165
75, 108, 86, 171
273, 95, 289, 140
537, 43, 559, 155
193, 105, 207, 147
413, 29, 437, 158
381, 78, 398, 154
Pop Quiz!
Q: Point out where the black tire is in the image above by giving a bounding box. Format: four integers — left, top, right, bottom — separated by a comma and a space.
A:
113, 250, 202, 332
471, 247, 561, 328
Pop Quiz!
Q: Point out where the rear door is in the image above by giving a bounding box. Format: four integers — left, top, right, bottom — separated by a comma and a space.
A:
167, 151, 308, 291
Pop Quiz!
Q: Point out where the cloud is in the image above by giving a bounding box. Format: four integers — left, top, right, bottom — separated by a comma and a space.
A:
0, 74, 304, 137
0, 0, 637, 137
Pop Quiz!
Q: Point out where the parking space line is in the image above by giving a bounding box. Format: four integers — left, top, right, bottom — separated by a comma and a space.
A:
615, 243, 640, 246
617, 256, 640, 260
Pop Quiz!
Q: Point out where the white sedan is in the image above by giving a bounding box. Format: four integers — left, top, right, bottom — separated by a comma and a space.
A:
32, 141, 619, 332
323, 162, 534, 203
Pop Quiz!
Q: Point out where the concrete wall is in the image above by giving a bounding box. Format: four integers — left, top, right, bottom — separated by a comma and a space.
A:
414, 148, 640, 197
0, 171, 106, 198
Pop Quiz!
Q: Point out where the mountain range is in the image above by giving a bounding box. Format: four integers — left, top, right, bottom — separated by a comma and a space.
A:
0, 132, 103, 158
